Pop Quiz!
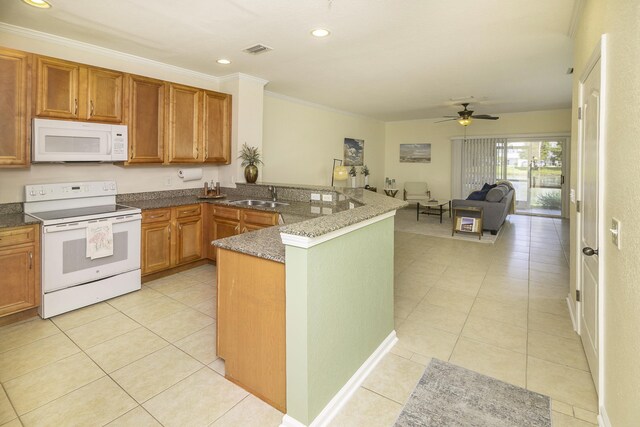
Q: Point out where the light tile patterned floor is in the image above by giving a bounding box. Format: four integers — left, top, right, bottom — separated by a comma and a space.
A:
0, 213, 598, 426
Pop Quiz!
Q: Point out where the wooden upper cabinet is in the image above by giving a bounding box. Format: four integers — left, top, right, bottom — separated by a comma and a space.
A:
0, 48, 31, 167
203, 90, 231, 164
126, 75, 165, 164
167, 83, 202, 163
35, 55, 123, 123
36, 56, 79, 119
87, 68, 123, 122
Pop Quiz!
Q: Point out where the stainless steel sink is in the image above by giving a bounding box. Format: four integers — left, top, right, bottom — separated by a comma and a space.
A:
230, 199, 289, 208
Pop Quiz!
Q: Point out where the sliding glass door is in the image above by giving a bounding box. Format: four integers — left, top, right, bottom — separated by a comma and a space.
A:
499, 139, 565, 216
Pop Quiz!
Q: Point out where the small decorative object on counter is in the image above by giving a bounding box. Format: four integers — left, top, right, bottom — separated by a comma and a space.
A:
349, 165, 357, 188
239, 143, 263, 184
361, 165, 370, 187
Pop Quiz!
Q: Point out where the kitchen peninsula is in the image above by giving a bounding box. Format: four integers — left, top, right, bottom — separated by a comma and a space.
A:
212, 183, 406, 427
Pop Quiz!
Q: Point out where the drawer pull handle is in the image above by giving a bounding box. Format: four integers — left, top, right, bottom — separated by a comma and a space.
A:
168, 226, 171, 240
90, 100, 94, 117
29, 251, 33, 269
180, 210, 198, 216
234, 224, 240, 233
148, 214, 164, 219
74, 98, 78, 115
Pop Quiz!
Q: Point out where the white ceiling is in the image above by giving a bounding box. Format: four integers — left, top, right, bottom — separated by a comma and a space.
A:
0, 0, 577, 121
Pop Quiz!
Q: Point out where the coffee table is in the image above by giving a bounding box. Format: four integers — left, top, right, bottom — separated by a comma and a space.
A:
417, 199, 451, 223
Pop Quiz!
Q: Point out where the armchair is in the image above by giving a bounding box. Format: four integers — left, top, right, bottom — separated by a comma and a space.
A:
403, 182, 430, 203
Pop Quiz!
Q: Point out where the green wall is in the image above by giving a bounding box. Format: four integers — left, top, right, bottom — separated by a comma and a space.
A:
285, 216, 395, 425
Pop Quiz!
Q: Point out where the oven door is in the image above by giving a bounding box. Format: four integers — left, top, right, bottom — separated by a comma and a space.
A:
42, 214, 141, 292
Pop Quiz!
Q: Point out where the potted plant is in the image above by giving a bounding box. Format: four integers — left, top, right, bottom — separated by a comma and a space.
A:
349, 165, 357, 188
361, 165, 370, 187
238, 143, 263, 183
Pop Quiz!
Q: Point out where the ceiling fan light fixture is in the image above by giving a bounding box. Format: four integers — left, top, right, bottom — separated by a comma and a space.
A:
458, 117, 472, 126
22, 0, 51, 8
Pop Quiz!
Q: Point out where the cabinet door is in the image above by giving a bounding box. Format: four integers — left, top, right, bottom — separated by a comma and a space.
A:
202, 90, 231, 164
87, 67, 123, 123
141, 222, 172, 275
167, 83, 202, 163
176, 216, 203, 265
0, 48, 31, 167
36, 56, 80, 119
213, 218, 241, 241
127, 75, 165, 163
0, 245, 38, 317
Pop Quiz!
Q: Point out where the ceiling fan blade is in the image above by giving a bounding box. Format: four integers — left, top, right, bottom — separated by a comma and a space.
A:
442, 115, 459, 118
435, 118, 457, 123
472, 115, 499, 120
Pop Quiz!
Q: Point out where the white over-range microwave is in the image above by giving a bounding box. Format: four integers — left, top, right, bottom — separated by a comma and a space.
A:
32, 118, 128, 162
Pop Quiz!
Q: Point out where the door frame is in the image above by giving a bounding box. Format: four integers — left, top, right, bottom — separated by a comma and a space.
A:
574, 34, 607, 411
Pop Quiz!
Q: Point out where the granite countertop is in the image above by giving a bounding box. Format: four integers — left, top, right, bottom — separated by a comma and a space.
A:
117, 184, 406, 264
0, 213, 41, 229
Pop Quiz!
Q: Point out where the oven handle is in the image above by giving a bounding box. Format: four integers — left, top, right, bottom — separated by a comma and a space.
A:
44, 214, 141, 233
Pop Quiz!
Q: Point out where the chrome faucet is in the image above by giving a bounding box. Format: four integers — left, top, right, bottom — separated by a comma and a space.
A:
268, 186, 277, 201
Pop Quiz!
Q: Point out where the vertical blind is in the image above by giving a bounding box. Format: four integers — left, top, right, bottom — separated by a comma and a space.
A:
460, 137, 506, 197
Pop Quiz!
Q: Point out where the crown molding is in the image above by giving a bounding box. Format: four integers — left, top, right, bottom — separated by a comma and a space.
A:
0, 22, 219, 83
264, 91, 382, 122
567, 0, 585, 39
218, 72, 269, 86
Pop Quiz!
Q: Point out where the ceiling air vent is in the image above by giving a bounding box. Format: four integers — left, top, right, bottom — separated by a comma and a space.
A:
243, 44, 273, 55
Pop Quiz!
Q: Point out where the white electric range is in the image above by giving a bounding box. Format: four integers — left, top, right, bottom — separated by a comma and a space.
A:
24, 181, 141, 318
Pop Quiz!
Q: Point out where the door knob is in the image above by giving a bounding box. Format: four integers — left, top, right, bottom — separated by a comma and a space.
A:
582, 247, 598, 256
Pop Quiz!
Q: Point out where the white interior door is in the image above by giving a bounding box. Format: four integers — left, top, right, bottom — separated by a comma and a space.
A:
579, 57, 601, 391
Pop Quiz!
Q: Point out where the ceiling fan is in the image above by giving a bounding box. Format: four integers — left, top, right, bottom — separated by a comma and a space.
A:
436, 103, 499, 126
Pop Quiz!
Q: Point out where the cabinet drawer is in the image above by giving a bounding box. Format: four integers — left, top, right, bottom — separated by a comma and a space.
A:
212, 205, 240, 221
142, 208, 171, 223
175, 204, 201, 219
0, 226, 36, 248
242, 210, 278, 227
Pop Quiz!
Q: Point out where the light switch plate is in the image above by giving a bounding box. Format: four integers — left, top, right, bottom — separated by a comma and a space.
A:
610, 218, 621, 249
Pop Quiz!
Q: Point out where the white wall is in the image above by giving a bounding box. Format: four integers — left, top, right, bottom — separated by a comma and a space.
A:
262, 93, 386, 189
384, 109, 572, 200
0, 25, 225, 203
597, 0, 640, 424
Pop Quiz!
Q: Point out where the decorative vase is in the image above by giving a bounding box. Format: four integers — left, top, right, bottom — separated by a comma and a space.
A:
351, 177, 356, 188
244, 164, 258, 183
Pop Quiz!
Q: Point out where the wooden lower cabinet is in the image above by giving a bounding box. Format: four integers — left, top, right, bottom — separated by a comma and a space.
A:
141, 205, 203, 276
141, 221, 172, 275
0, 225, 41, 317
207, 204, 278, 260
176, 216, 203, 265
217, 248, 286, 412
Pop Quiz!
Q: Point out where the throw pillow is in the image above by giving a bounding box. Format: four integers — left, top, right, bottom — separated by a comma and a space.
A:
486, 186, 508, 202
467, 190, 488, 201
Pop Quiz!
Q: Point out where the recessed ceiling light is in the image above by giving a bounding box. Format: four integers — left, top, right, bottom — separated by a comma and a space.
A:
216, 58, 231, 65
311, 28, 331, 38
22, 0, 51, 8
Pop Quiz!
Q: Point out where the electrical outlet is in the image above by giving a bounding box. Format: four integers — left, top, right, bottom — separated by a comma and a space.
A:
322, 194, 333, 202
164, 176, 172, 187
310, 193, 321, 201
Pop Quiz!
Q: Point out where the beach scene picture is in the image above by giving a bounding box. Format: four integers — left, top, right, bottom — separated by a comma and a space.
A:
400, 143, 431, 163
344, 138, 364, 166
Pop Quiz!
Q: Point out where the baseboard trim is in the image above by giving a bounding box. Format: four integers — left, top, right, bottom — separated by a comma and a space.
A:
566, 294, 578, 332
280, 330, 398, 427
598, 404, 611, 427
